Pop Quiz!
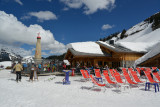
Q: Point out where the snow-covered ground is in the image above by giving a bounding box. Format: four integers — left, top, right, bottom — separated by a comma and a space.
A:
0, 61, 11, 68
0, 69, 160, 107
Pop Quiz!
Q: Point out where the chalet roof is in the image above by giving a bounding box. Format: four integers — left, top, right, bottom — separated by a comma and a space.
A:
67, 41, 104, 55
96, 41, 145, 53
68, 48, 111, 57
135, 42, 160, 66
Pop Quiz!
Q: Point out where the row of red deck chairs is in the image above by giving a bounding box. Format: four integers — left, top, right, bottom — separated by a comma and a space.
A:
80, 67, 160, 87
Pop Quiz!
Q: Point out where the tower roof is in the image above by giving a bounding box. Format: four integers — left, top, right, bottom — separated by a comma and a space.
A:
37, 33, 41, 39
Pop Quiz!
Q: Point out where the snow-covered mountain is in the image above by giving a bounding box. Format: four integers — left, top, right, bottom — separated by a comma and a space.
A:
116, 21, 160, 51
0, 48, 22, 61
0, 43, 32, 61
0, 48, 34, 63
22, 56, 34, 63
102, 12, 160, 53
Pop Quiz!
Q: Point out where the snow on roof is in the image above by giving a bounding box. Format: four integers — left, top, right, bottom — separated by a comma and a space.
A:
135, 42, 160, 66
67, 41, 103, 55
97, 41, 115, 49
63, 60, 70, 65
116, 42, 155, 52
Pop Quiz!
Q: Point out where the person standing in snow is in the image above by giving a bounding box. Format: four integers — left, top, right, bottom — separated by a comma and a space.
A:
38, 63, 42, 73
29, 63, 37, 82
11, 62, 16, 73
22, 63, 27, 74
13, 61, 23, 82
76, 62, 80, 73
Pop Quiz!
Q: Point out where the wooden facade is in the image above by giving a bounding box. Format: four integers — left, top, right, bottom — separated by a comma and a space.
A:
99, 45, 144, 68
138, 53, 160, 68
64, 49, 110, 68
65, 42, 145, 68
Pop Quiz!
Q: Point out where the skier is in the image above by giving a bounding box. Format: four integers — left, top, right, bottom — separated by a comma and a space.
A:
13, 61, 23, 82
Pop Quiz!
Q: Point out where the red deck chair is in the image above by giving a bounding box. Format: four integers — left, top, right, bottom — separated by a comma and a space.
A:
80, 69, 89, 79
103, 70, 116, 84
94, 69, 103, 82
122, 68, 137, 84
128, 68, 143, 83
84, 70, 90, 77
94, 69, 102, 78
109, 69, 115, 77
90, 75, 106, 87
152, 72, 160, 82
136, 68, 141, 75
150, 67, 160, 82
110, 69, 123, 83
152, 67, 158, 70
143, 70, 158, 83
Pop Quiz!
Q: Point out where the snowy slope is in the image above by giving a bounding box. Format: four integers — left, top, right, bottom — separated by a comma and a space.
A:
104, 12, 160, 52
0, 61, 11, 68
22, 56, 34, 63
117, 23, 159, 43
114, 20, 160, 52
125, 21, 151, 36
67, 41, 103, 54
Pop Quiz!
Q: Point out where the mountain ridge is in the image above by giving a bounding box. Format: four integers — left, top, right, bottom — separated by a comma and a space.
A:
99, 11, 160, 43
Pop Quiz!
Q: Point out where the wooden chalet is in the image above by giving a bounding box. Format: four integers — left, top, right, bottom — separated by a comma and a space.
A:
135, 42, 160, 68
65, 41, 145, 68
138, 53, 160, 68
64, 48, 110, 68
96, 41, 145, 68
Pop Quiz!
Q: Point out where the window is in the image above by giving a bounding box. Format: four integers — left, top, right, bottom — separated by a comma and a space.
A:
98, 61, 102, 66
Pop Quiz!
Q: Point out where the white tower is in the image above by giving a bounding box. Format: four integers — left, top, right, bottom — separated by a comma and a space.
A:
35, 33, 42, 63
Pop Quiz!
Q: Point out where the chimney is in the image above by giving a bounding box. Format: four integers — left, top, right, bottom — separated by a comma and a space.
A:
109, 40, 114, 45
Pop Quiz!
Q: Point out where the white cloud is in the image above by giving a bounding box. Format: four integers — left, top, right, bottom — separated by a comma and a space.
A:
22, 11, 57, 22
20, 15, 31, 20
102, 24, 114, 30
0, 11, 66, 56
60, 0, 116, 14
41, 51, 49, 56
60, 0, 83, 9
15, 0, 23, 5
82, 0, 115, 15
63, 7, 70, 11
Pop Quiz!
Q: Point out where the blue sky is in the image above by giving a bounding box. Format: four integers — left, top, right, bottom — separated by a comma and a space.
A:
0, 0, 160, 57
